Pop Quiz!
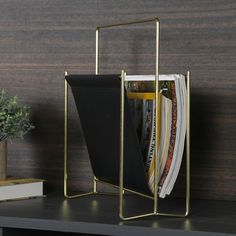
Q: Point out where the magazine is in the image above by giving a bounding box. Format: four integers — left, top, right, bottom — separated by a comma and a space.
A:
125, 74, 186, 198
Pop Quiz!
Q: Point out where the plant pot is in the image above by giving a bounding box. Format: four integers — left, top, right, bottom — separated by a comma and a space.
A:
0, 140, 7, 180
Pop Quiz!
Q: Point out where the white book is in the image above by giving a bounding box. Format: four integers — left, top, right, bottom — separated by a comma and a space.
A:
125, 74, 184, 81
0, 178, 44, 201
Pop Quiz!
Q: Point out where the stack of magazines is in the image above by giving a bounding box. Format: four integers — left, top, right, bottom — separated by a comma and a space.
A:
125, 74, 187, 198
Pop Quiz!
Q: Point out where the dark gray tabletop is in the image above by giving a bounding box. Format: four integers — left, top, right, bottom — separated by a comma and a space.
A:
0, 193, 235, 236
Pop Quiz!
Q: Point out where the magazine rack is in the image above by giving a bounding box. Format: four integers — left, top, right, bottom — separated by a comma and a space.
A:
64, 18, 190, 220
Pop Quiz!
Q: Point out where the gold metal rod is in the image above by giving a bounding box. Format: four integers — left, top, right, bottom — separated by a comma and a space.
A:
185, 71, 191, 216
153, 18, 160, 214
95, 28, 99, 75
119, 70, 125, 219
96, 192, 120, 196
97, 17, 159, 29
119, 71, 157, 220
93, 176, 97, 193
157, 212, 186, 218
121, 187, 153, 200
64, 71, 68, 197
65, 192, 95, 199
96, 178, 153, 200
94, 18, 190, 219
120, 212, 156, 221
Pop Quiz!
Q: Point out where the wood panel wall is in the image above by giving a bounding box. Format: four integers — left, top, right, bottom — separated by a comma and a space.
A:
0, 0, 235, 200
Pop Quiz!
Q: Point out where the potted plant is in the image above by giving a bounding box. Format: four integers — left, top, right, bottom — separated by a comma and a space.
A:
0, 89, 34, 180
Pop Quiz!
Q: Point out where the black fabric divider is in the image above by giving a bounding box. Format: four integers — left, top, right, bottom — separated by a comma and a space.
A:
66, 74, 152, 196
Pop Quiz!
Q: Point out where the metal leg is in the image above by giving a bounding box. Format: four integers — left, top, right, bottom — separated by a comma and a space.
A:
119, 70, 156, 221
185, 70, 191, 216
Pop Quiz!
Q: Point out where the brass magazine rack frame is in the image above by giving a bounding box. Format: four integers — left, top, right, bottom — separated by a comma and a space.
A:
64, 17, 190, 220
